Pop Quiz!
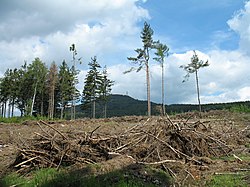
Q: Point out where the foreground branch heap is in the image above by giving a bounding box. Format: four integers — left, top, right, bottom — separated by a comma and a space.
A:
13, 114, 246, 174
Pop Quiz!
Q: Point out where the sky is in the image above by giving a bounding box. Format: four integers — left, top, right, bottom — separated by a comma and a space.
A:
0, 0, 250, 104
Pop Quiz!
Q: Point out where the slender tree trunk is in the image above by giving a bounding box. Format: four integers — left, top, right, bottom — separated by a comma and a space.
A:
4, 101, 7, 118
73, 99, 76, 120
195, 70, 202, 117
104, 102, 107, 118
48, 94, 52, 118
11, 98, 14, 117
146, 62, 151, 117
93, 100, 96, 118
161, 63, 165, 116
8, 100, 11, 118
60, 107, 64, 119
60, 100, 64, 119
51, 87, 54, 119
70, 102, 73, 119
48, 83, 55, 119
41, 93, 44, 116
2, 103, 4, 117
30, 82, 38, 116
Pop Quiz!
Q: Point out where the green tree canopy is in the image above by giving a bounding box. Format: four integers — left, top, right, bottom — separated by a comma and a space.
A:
82, 56, 103, 118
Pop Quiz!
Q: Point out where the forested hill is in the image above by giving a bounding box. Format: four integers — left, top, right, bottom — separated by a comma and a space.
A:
75, 94, 250, 118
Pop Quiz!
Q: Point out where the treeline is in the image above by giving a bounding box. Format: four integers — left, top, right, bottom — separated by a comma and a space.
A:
74, 94, 250, 118
0, 55, 113, 119
100, 94, 250, 117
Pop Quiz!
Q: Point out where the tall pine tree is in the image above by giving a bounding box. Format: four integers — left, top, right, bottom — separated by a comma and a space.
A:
82, 56, 102, 118
57, 60, 75, 119
99, 66, 114, 118
153, 42, 169, 115
125, 22, 155, 116
69, 44, 81, 120
180, 50, 209, 118
47, 62, 58, 119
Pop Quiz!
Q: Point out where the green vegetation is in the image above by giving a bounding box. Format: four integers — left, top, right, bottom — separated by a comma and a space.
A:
0, 166, 172, 187
206, 173, 249, 187
0, 46, 113, 120
229, 104, 250, 113
205, 154, 250, 186
82, 56, 113, 119
212, 154, 250, 162
1, 93, 250, 120
0, 115, 50, 123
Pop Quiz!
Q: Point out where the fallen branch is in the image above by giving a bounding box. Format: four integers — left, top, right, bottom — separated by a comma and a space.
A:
233, 154, 243, 162
39, 120, 68, 140
89, 125, 101, 138
15, 156, 38, 168
138, 159, 184, 165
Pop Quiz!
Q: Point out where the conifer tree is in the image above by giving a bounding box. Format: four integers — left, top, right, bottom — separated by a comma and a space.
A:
47, 62, 58, 119
0, 69, 12, 117
180, 50, 209, 117
82, 56, 102, 118
69, 43, 81, 120
58, 60, 75, 119
153, 42, 169, 115
125, 22, 155, 116
26, 58, 48, 116
15, 62, 29, 116
99, 66, 114, 118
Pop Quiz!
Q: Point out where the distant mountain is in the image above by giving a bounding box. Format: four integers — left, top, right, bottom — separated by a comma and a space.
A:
72, 94, 250, 118
74, 94, 160, 118
105, 94, 160, 117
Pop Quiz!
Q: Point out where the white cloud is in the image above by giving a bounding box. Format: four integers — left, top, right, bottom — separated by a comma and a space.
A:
1, 0, 250, 105
238, 87, 250, 101
0, 0, 149, 41
0, 0, 149, 72
228, 1, 250, 55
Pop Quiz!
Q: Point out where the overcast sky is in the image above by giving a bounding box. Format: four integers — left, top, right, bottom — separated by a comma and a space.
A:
0, 0, 250, 104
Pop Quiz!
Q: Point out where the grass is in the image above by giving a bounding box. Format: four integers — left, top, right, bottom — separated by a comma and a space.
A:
206, 173, 249, 187
0, 115, 57, 123
206, 154, 250, 187
212, 154, 250, 162
0, 165, 173, 187
229, 104, 250, 113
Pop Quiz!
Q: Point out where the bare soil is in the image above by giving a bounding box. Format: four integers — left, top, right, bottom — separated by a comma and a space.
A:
0, 111, 250, 186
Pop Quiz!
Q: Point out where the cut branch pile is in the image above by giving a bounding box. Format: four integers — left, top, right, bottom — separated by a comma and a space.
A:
12, 116, 244, 173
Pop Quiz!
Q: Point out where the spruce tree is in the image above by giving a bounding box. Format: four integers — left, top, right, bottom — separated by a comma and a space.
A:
26, 58, 48, 116
47, 62, 58, 119
58, 60, 75, 119
82, 56, 102, 118
99, 66, 114, 118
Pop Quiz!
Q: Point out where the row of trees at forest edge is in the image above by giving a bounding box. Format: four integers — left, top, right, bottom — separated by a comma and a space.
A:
0, 48, 113, 119
126, 22, 209, 117
0, 21, 208, 119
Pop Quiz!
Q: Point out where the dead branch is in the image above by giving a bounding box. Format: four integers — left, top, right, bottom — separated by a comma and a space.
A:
15, 156, 38, 168
39, 120, 68, 140
89, 125, 101, 138
138, 159, 185, 165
